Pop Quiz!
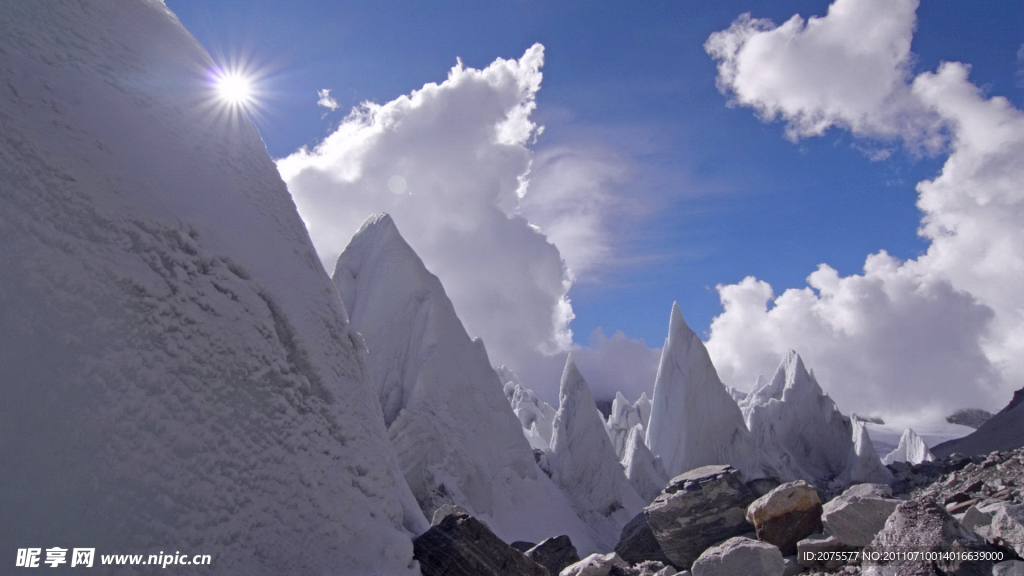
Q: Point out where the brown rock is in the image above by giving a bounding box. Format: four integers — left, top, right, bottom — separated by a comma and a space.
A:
746, 480, 823, 555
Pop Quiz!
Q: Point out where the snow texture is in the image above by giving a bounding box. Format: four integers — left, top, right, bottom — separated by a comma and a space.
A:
850, 417, 894, 485
543, 356, 647, 548
332, 214, 603, 553
882, 429, 936, 465
622, 424, 670, 503
645, 303, 771, 480
501, 366, 558, 451
605, 391, 653, 461
743, 350, 890, 487
0, 2, 427, 574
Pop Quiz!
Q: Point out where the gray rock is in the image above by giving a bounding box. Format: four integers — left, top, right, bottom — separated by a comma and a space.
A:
994, 560, 1024, 576
512, 541, 538, 552
795, 534, 858, 570
822, 483, 901, 547
614, 511, 673, 566
960, 504, 995, 534
526, 535, 580, 576
990, 503, 1024, 556
864, 499, 1003, 576
690, 536, 784, 576
781, 555, 805, 576
413, 513, 549, 576
644, 464, 757, 569
746, 480, 823, 555
559, 552, 628, 576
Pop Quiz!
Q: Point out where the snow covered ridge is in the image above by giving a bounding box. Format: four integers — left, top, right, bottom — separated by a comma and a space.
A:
333, 214, 605, 553
0, 2, 425, 574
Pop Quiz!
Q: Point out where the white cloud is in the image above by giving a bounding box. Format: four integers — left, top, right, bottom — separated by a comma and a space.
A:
317, 88, 339, 111
705, 0, 1024, 423
279, 45, 619, 392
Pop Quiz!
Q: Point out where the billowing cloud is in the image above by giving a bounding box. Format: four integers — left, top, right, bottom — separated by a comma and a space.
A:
705, 0, 1024, 423
317, 88, 339, 111
279, 45, 619, 391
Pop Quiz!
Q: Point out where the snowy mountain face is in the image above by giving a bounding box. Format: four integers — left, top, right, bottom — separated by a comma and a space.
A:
645, 303, 771, 480
332, 215, 603, 553
933, 388, 1024, 458
621, 424, 669, 503
0, 2, 426, 574
605, 391, 653, 461
742, 351, 890, 487
501, 367, 557, 451
882, 429, 936, 466
543, 356, 647, 549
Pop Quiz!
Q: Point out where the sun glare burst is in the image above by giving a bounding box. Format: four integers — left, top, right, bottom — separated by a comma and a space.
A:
214, 71, 254, 106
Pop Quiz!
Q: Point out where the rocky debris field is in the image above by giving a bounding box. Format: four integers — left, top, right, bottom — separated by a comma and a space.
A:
412, 448, 1024, 575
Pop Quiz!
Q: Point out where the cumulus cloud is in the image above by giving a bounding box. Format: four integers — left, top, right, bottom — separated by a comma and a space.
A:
316, 88, 339, 111
705, 0, 1024, 423
279, 45, 620, 393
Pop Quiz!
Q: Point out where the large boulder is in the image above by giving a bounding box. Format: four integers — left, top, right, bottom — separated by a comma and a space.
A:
994, 560, 1024, 576
822, 483, 901, 547
614, 512, 673, 566
527, 535, 581, 576
990, 504, 1024, 556
864, 499, 1004, 576
413, 513, 549, 576
559, 552, 628, 576
746, 480, 823, 555
690, 537, 784, 576
645, 465, 757, 568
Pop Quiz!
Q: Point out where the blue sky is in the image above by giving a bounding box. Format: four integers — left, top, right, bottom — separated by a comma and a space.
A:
167, 0, 1024, 417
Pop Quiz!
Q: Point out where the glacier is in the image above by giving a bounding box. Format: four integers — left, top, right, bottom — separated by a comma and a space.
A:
605, 391, 653, 461
542, 356, 647, 548
882, 429, 936, 466
332, 214, 603, 553
502, 366, 558, 451
0, 1, 427, 573
621, 424, 669, 503
645, 303, 773, 480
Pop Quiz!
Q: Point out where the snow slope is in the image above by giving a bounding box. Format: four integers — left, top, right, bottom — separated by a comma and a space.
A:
742, 351, 890, 487
932, 388, 1024, 458
605, 391, 653, 461
502, 367, 558, 451
0, 2, 426, 574
645, 303, 772, 480
332, 214, 603, 553
543, 356, 647, 548
882, 429, 936, 465
622, 424, 669, 503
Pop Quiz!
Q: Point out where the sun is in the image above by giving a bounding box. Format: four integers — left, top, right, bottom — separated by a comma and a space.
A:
214, 71, 254, 106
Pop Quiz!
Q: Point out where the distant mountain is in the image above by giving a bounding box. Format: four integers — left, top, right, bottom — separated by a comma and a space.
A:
933, 388, 1024, 458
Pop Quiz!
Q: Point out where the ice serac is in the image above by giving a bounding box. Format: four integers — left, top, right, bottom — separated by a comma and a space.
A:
0, 2, 426, 574
501, 366, 557, 451
933, 387, 1024, 458
882, 429, 937, 465
333, 215, 602, 553
743, 350, 886, 488
606, 391, 653, 460
544, 356, 646, 548
622, 424, 670, 503
645, 303, 770, 480
850, 417, 893, 485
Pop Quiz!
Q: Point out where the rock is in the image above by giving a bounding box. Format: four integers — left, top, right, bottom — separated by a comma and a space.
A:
960, 504, 996, 535
527, 535, 580, 576
431, 503, 471, 526
559, 552, 628, 576
690, 536, 784, 576
512, 541, 538, 552
990, 503, 1024, 556
745, 480, 823, 555
645, 465, 757, 568
796, 534, 858, 570
994, 560, 1024, 576
413, 513, 549, 576
632, 560, 675, 576
614, 512, 674, 566
864, 499, 1003, 576
781, 555, 805, 575
821, 483, 901, 547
